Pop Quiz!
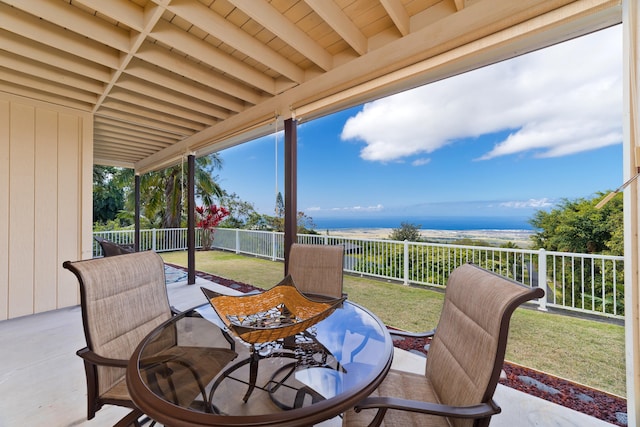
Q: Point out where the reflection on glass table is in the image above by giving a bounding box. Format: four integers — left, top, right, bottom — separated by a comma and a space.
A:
127, 298, 393, 427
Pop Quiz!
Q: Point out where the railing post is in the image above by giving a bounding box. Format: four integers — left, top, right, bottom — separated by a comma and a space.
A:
235, 229, 240, 254
152, 229, 157, 251
403, 240, 409, 286
272, 231, 277, 261
537, 248, 548, 311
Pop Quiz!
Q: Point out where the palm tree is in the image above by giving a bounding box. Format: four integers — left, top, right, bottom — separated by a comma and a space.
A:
120, 154, 224, 228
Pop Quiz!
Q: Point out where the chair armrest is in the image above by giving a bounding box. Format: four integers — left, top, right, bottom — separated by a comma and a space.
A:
170, 305, 182, 316
355, 396, 500, 419
76, 347, 128, 368
389, 328, 436, 339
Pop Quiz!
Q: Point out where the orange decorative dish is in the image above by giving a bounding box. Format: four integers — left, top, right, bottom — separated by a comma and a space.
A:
202, 275, 345, 344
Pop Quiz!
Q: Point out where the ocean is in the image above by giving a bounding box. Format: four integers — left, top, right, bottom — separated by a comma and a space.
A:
312, 216, 533, 231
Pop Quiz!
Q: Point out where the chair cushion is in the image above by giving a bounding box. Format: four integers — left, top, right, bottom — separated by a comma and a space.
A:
69, 251, 173, 396
343, 370, 450, 427
101, 376, 131, 402
288, 244, 344, 298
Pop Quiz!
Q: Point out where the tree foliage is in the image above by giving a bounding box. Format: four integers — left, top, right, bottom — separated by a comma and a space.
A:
93, 166, 125, 224
389, 222, 422, 242
92, 154, 319, 235
529, 192, 623, 255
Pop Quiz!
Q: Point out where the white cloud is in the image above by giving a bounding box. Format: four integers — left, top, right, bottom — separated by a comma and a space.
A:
499, 198, 554, 209
341, 26, 622, 162
412, 158, 431, 166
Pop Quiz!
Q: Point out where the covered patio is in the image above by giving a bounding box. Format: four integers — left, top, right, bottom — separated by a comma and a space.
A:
1, 0, 638, 424
0, 267, 618, 426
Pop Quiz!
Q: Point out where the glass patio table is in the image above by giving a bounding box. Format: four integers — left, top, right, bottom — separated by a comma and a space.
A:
126, 300, 393, 427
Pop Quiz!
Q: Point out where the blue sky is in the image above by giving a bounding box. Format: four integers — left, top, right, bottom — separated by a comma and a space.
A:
216, 25, 622, 223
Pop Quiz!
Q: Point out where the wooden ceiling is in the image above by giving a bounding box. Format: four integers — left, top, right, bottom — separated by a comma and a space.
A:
0, 0, 621, 172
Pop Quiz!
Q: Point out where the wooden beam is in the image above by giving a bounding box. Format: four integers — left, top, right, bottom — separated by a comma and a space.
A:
305, 0, 368, 55
0, 3, 118, 68
380, 0, 410, 36
0, 29, 111, 82
3, 0, 130, 51
167, 0, 305, 84
135, 43, 264, 104
229, 0, 333, 71
149, 21, 276, 95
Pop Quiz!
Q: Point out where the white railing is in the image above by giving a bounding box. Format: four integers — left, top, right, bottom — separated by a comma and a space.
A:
93, 228, 624, 319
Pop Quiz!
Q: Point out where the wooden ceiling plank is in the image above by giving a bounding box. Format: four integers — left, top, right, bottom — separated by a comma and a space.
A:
0, 53, 103, 94
103, 99, 205, 134
0, 82, 92, 112
229, 0, 333, 71
96, 110, 192, 137
0, 30, 111, 82
95, 120, 177, 139
151, 19, 278, 94
135, 43, 264, 104
95, 135, 169, 151
0, 68, 98, 104
107, 89, 218, 125
0, 2, 119, 68
71, 0, 146, 32
124, 60, 245, 112
95, 116, 184, 139
116, 76, 230, 120
3, 0, 131, 52
94, 147, 151, 161
167, 0, 304, 84
93, 157, 136, 168
305, 0, 368, 55
380, 0, 410, 36
95, 127, 177, 146
101, 99, 207, 130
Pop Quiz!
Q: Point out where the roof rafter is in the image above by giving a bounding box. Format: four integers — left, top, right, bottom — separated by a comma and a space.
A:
380, 0, 410, 36
228, 0, 333, 71
305, 0, 368, 55
166, 0, 304, 85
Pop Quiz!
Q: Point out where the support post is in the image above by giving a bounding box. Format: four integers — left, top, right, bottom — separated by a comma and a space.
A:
624, 1, 640, 423
134, 174, 140, 252
284, 118, 297, 275
188, 154, 196, 285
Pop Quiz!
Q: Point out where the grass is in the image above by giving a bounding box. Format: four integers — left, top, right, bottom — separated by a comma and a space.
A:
160, 250, 626, 397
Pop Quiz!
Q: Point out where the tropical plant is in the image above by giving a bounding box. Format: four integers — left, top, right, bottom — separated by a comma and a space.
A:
196, 204, 230, 250
93, 165, 125, 224
118, 154, 224, 229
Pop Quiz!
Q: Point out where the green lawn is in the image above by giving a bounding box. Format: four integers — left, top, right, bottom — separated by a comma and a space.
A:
161, 250, 626, 397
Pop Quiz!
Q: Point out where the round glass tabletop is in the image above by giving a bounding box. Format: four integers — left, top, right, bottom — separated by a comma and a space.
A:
127, 300, 393, 427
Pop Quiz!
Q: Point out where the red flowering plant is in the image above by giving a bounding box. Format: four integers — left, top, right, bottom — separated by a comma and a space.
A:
196, 204, 230, 250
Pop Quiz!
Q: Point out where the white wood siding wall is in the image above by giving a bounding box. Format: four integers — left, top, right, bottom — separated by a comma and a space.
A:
0, 92, 93, 320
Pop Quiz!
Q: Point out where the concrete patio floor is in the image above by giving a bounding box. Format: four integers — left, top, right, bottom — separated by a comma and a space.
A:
0, 271, 617, 427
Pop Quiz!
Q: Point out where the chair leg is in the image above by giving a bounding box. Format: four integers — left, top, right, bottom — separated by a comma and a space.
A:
113, 409, 145, 427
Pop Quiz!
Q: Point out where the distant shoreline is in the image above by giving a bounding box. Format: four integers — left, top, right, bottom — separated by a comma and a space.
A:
323, 227, 534, 248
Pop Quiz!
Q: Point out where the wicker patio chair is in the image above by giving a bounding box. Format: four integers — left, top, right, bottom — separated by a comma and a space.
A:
64, 251, 236, 426
344, 263, 545, 427
288, 243, 345, 299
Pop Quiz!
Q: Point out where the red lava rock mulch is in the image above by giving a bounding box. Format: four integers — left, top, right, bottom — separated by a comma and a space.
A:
173, 265, 628, 426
